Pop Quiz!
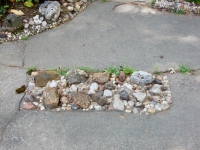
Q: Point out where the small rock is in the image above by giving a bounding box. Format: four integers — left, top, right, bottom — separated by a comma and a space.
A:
155, 104, 162, 111
67, 6, 74, 11
135, 102, 142, 106
56, 107, 61, 111
163, 76, 168, 80
150, 84, 162, 95
42, 21, 47, 27
133, 92, 146, 102
49, 80, 58, 88
161, 86, 168, 91
153, 78, 162, 85
123, 100, 128, 107
113, 96, 124, 111
125, 109, 132, 113
128, 101, 134, 106
161, 101, 170, 111
103, 89, 112, 97
89, 105, 94, 110
88, 89, 95, 94
123, 83, 133, 90
97, 97, 106, 106
93, 72, 110, 84
66, 104, 72, 110
104, 81, 115, 90
148, 108, 156, 114
62, 107, 66, 110
119, 90, 129, 100
33, 102, 39, 106
94, 105, 102, 110
166, 98, 173, 104
70, 84, 77, 92
24, 94, 37, 102
133, 107, 139, 114
22, 102, 36, 110
40, 106, 45, 110
24, 23, 29, 28
71, 103, 79, 110
118, 71, 126, 82
90, 82, 98, 91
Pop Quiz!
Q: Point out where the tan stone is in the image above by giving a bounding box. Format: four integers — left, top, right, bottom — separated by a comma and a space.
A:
34, 71, 60, 87
148, 108, 156, 114
72, 92, 91, 109
42, 87, 59, 109
92, 72, 110, 84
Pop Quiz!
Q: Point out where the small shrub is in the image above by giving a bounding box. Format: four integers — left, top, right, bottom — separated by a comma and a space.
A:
123, 65, 136, 75
106, 66, 121, 76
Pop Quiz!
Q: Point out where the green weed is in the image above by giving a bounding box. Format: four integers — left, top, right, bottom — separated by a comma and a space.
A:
172, 9, 185, 15
154, 66, 161, 75
106, 66, 121, 76
151, 0, 156, 8
21, 36, 28, 40
123, 65, 136, 75
57, 68, 70, 77
179, 64, 192, 74
77, 66, 97, 73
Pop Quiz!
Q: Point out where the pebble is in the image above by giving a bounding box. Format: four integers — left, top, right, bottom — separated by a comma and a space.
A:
40, 106, 45, 110
94, 105, 102, 110
133, 108, 139, 114
123, 100, 128, 107
56, 107, 61, 111
70, 84, 77, 92
103, 89, 112, 97
33, 102, 39, 106
90, 82, 98, 91
128, 101, 134, 106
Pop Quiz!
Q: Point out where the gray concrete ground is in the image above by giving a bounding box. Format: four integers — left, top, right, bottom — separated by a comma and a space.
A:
0, 1, 200, 149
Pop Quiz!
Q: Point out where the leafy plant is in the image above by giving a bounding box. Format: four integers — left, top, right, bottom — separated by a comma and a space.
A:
0, 5, 9, 18
57, 68, 70, 77
151, 0, 156, 8
172, 9, 185, 15
186, 0, 200, 4
154, 66, 161, 75
106, 66, 121, 76
21, 36, 28, 40
123, 65, 136, 75
78, 66, 97, 73
102, 0, 108, 2
24, 0, 38, 8
179, 64, 192, 74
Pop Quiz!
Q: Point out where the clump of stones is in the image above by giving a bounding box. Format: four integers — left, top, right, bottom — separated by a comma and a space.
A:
22, 69, 173, 115
0, 0, 90, 42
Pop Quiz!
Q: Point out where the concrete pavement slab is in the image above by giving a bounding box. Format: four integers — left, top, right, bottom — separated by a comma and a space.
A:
0, 73, 200, 150
24, 1, 200, 71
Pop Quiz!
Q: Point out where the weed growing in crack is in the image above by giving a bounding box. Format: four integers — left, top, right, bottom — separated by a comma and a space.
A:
179, 64, 192, 74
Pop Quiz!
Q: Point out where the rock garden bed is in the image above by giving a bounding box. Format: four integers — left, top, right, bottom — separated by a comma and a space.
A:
20, 68, 172, 115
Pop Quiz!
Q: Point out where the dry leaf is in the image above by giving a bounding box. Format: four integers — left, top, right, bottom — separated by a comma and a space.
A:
10, 9, 24, 15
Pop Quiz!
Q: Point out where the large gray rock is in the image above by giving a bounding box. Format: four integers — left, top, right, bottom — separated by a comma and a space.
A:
3, 14, 23, 30
42, 87, 59, 109
39, 1, 61, 23
131, 71, 153, 85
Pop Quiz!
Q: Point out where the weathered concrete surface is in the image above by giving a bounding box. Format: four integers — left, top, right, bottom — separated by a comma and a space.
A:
0, 1, 200, 149
0, 73, 200, 150
24, 1, 200, 71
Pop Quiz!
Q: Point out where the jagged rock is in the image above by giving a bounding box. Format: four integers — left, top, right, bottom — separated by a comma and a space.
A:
113, 95, 124, 111
104, 81, 115, 90
133, 91, 146, 102
39, 1, 61, 23
131, 71, 153, 85
72, 92, 91, 109
119, 90, 129, 100
34, 71, 60, 87
66, 69, 88, 84
93, 72, 110, 84
150, 84, 162, 95
42, 87, 59, 109
3, 14, 23, 30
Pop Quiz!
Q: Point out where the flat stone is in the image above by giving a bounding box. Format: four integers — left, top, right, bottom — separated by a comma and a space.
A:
148, 108, 156, 114
131, 71, 153, 85
66, 69, 88, 84
72, 92, 91, 109
34, 71, 60, 87
93, 72, 110, 84
133, 92, 146, 102
22, 102, 36, 110
90, 82, 98, 91
42, 87, 59, 109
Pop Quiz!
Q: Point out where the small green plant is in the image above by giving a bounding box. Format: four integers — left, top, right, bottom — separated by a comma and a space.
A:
21, 36, 28, 40
102, 0, 108, 2
154, 66, 161, 75
26, 65, 36, 75
186, 0, 200, 4
123, 65, 136, 75
151, 0, 156, 8
24, 0, 38, 8
179, 64, 192, 74
106, 66, 121, 76
172, 9, 185, 15
57, 68, 70, 77
0, 5, 9, 19
77, 66, 97, 73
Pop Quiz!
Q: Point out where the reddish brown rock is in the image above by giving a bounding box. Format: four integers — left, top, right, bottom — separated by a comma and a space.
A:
118, 71, 126, 82
22, 102, 36, 110
42, 87, 59, 109
72, 92, 91, 109
34, 71, 60, 87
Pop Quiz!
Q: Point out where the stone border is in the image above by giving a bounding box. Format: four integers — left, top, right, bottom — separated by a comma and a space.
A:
20, 69, 173, 115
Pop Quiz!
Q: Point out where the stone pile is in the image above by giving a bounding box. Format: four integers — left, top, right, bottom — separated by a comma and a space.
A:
0, 0, 90, 43
21, 69, 173, 115
153, 0, 200, 14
